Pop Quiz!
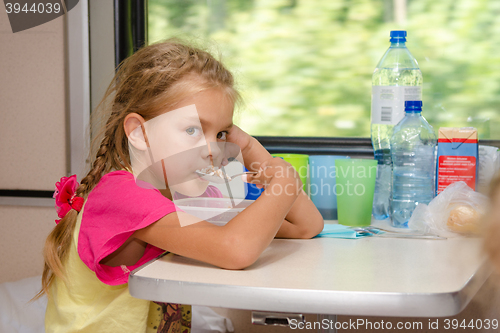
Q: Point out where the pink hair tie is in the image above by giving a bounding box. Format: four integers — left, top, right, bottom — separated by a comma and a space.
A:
53, 175, 84, 224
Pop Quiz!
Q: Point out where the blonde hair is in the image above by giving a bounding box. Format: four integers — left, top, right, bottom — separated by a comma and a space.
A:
35, 38, 239, 299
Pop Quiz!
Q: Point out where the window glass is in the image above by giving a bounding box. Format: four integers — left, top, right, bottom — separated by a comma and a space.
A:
148, 0, 500, 139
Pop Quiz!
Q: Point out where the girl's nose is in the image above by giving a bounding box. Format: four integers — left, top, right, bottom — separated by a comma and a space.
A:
207, 140, 223, 162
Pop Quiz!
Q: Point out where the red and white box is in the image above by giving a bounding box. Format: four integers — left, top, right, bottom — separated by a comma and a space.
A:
436, 127, 478, 195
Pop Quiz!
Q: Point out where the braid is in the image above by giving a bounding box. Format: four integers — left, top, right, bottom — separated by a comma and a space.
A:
79, 135, 113, 197
79, 108, 132, 197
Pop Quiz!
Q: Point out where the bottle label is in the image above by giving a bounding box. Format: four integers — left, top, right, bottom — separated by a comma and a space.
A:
371, 86, 422, 125
437, 156, 477, 193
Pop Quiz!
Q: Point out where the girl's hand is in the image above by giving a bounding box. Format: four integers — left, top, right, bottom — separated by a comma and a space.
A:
226, 125, 252, 151
244, 157, 302, 192
221, 125, 253, 166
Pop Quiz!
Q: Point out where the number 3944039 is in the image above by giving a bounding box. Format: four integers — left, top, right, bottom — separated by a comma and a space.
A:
443, 318, 498, 330
5, 2, 62, 14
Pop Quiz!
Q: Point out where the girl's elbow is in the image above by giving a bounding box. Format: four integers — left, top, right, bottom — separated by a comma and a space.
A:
313, 215, 325, 237
301, 215, 324, 239
225, 253, 257, 270
297, 228, 321, 239
219, 234, 260, 270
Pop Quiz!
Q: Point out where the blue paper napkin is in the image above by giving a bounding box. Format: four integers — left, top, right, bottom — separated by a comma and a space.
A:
315, 224, 363, 239
314, 224, 370, 239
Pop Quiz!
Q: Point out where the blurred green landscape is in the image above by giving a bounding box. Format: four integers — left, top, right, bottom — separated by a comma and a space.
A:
148, 0, 500, 139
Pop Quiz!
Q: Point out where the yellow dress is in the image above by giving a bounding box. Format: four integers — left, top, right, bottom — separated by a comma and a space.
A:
45, 203, 191, 333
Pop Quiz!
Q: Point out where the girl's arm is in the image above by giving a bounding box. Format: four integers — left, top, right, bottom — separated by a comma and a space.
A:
227, 126, 324, 239
134, 157, 302, 269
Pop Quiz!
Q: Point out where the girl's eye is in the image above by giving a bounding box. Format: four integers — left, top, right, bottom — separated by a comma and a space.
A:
186, 127, 201, 136
217, 131, 227, 140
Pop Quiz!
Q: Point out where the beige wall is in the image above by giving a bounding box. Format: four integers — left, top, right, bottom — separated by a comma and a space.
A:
0, 9, 66, 283
0, 206, 56, 282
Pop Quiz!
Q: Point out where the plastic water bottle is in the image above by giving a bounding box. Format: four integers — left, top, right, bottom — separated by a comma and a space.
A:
390, 101, 436, 228
371, 30, 422, 220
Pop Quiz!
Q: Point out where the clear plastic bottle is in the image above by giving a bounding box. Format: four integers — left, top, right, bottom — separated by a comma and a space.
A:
390, 101, 436, 228
371, 30, 423, 220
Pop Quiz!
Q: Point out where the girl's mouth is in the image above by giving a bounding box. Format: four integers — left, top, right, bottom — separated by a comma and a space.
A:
195, 172, 210, 182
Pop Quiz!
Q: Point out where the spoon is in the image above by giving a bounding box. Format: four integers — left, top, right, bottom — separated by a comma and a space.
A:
196, 169, 258, 183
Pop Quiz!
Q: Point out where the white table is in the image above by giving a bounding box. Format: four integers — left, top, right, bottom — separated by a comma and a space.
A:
129, 229, 491, 320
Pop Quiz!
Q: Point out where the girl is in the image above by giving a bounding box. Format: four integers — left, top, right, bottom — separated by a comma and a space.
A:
38, 39, 324, 333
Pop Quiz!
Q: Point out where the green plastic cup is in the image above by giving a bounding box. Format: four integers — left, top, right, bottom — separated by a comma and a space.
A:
271, 153, 309, 194
335, 159, 377, 227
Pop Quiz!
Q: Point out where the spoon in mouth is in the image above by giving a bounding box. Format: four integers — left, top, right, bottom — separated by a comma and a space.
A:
195, 167, 258, 183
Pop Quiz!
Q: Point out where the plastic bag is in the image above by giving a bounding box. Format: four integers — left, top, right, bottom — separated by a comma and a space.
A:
192, 306, 235, 333
478, 145, 500, 193
408, 181, 488, 237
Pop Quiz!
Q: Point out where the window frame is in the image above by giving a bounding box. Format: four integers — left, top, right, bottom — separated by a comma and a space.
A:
119, 3, 500, 155
114, 0, 148, 67
115, 4, 379, 156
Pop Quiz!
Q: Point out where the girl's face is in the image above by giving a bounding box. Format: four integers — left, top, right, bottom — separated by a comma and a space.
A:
133, 88, 234, 197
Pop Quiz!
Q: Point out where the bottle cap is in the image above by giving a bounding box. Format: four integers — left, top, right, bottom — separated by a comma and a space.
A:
405, 100, 422, 112
390, 30, 407, 43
